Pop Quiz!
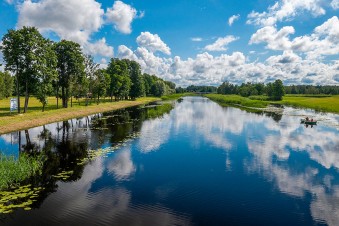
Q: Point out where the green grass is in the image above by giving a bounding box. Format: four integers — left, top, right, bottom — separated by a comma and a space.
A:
205, 94, 269, 108
278, 95, 339, 113
147, 103, 174, 119
161, 93, 195, 101
205, 94, 339, 114
0, 96, 160, 134
0, 153, 43, 190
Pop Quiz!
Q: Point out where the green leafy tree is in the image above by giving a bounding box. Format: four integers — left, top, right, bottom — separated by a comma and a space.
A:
120, 73, 131, 100
143, 73, 155, 96
84, 55, 99, 105
151, 80, 166, 97
107, 58, 128, 101
2, 27, 55, 113
0, 71, 14, 98
272, 79, 285, 100
92, 69, 110, 104
127, 60, 145, 99
35, 40, 57, 112
1, 28, 25, 113
55, 40, 85, 108
0, 74, 5, 99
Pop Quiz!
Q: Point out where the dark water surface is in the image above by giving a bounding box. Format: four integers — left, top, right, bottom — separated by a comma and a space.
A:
1, 96, 339, 225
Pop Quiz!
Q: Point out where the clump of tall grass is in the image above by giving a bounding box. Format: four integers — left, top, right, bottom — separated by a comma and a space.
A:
147, 103, 174, 119
161, 93, 194, 101
0, 153, 44, 190
205, 94, 269, 108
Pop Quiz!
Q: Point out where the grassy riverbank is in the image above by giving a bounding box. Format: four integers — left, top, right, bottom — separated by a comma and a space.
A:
205, 94, 269, 108
0, 97, 160, 134
279, 95, 339, 113
205, 94, 339, 113
161, 93, 195, 101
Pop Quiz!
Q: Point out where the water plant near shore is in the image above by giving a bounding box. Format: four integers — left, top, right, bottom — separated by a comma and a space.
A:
0, 153, 44, 190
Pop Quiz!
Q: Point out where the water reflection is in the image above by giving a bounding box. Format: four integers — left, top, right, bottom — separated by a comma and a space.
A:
107, 148, 136, 181
137, 96, 339, 225
1, 96, 339, 225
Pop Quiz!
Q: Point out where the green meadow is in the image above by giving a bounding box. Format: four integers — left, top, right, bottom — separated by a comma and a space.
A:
205, 94, 339, 113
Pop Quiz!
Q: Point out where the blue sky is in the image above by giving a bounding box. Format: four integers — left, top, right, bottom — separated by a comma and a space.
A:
0, 0, 339, 86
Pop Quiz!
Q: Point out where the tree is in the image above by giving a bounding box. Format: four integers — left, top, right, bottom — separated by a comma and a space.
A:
55, 40, 85, 108
0, 71, 14, 98
2, 27, 55, 113
151, 80, 166, 97
128, 60, 145, 99
84, 55, 99, 105
92, 69, 110, 104
107, 58, 128, 101
35, 40, 57, 112
272, 79, 285, 100
0, 73, 5, 99
1, 28, 24, 113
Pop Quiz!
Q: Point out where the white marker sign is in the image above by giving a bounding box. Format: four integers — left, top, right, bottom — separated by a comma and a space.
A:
10, 98, 18, 112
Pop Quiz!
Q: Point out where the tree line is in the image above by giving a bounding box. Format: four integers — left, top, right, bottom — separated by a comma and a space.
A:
0, 27, 175, 112
175, 85, 217, 93
217, 80, 285, 100
284, 85, 339, 95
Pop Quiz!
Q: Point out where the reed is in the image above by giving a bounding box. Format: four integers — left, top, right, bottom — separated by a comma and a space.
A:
0, 153, 43, 190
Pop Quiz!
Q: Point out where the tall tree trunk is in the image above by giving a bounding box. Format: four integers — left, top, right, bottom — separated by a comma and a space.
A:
24, 80, 29, 113
56, 85, 59, 109
62, 86, 65, 108
16, 68, 20, 113
97, 94, 99, 104
65, 88, 68, 108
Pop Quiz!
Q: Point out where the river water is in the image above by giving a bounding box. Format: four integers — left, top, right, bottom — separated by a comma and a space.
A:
1, 96, 339, 225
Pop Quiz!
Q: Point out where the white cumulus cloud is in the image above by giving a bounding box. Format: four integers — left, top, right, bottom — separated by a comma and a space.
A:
228, 14, 240, 26
16, 0, 116, 58
204, 36, 239, 52
136, 32, 171, 55
250, 16, 339, 59
84, 38, 114, 58
106, 1, 142, 34
247, 0, 326, 27
18, 0, 104, 45
331, 0, 339, 9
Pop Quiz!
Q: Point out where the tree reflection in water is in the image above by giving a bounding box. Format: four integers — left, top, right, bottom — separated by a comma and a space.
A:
0, 102, 174, 215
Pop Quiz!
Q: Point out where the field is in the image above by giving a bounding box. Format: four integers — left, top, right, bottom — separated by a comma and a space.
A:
0, 96, 160, 134
205, 94, 339, 113
279, 95, 339, 113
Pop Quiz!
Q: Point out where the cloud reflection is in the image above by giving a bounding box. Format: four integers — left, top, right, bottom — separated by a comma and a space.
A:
139, 96, 339, 226
107, 148, 136, 181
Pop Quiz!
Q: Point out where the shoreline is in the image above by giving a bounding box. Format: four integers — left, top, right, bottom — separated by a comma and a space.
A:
205, 94, 339, 114
0, 97, 160, 135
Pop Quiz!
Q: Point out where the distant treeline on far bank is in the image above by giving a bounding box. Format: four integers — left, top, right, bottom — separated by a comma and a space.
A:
176, 82, 339, 97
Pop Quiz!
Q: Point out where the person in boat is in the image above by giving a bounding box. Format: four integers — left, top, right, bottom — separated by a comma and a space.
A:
306, 117, 309, 121
311, 118, 313, 122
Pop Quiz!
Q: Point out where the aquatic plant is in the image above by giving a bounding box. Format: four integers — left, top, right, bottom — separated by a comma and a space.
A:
0, 184, 44, 214
147, 103, 173, 119
0, 153, 44, 190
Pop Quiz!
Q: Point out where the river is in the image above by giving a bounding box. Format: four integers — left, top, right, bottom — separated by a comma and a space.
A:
1, 96, 339, 225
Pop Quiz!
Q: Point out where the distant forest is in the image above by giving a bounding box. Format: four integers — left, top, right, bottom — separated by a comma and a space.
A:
177, 82, 339, 96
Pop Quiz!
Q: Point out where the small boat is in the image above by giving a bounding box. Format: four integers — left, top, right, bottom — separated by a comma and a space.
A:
300, 119, 317, 125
